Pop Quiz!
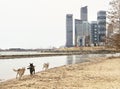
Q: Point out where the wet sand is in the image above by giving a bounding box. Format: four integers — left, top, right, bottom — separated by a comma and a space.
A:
0, 57, 120, 89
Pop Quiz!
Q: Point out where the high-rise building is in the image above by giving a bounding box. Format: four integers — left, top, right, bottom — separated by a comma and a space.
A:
97, 11, 106, 45
75, 19, 83, 46
81, 6, 88, 21
75, 19, 89, 46
75, 6, 89, 47
66, 14, 73, 47
90, 21, 99, 46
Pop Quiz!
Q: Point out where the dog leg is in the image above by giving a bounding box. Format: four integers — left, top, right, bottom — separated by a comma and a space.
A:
19, 75, 21, 80
16, 73, 18, 79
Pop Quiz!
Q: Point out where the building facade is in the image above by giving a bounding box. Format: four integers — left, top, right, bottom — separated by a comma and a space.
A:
75, 19, 83, 46
75, 19, 89, 46
66, 14, 73, 47
97, 11, 106, 45
90, 21, 99, 46
81, 6, 88, 21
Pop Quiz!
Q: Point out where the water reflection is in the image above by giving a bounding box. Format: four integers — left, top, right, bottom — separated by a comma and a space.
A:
66, 55, 90, 65
66, 55, 73, 64
75, 55, 89, 64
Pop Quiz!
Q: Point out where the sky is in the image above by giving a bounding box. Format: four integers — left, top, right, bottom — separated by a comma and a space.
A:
0, 0, 111, 49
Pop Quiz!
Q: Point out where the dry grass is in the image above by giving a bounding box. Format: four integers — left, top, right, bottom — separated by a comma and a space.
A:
58, 46, 115, 51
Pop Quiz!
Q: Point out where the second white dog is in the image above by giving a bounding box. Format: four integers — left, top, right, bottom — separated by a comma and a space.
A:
43, 63, 49, 70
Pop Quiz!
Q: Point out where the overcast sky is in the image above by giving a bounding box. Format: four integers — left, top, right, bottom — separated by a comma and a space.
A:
0, 0, 111, 49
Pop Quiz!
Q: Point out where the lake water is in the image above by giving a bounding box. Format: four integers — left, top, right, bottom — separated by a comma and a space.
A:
0, 53, 120, 82
0, 54, 90, 82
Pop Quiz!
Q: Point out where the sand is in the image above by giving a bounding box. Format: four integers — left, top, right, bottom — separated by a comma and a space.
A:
0, 57, 120, 89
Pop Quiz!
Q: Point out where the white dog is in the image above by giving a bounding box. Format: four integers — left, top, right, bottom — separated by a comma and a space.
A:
43, 63, 49, 70
13, 67, 25, 79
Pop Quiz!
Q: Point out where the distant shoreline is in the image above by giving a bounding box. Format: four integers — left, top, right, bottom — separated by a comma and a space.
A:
0, 49, 119, 59
0, 53, 71, 59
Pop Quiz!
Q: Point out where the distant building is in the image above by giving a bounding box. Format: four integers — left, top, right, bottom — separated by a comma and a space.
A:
75, 19, 83, 46
83, 21, 90, 46
73, 6, 89, 47
97, 11, 106, 45
90, 21, 99, 46
75, 19, 89, 46
66, 14, 73, 47
81, 6, 88, 21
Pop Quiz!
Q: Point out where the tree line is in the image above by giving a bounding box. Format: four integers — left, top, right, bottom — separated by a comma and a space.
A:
107, 0, 120, 50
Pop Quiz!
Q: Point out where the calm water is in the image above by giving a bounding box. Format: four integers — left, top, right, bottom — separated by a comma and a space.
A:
0, 54, 90, 82
0, 53, 120, 82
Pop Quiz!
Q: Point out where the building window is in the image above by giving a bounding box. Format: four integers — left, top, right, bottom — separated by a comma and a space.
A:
94, 29, 97, 31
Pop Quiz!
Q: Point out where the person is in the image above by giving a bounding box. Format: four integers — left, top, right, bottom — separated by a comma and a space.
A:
27, 63, 35, 75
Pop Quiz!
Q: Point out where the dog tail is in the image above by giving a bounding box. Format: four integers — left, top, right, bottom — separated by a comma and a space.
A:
13, 69, 18, 72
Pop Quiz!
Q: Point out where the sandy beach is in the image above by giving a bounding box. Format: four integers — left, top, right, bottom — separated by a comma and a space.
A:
0, 56, 120, 89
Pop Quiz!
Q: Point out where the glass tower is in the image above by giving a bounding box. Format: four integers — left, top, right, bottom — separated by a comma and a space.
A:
66, 14, 73, 47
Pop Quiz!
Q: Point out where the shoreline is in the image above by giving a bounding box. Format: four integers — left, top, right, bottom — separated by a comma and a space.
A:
1, 57, 120, 89
0, 49, 119, 59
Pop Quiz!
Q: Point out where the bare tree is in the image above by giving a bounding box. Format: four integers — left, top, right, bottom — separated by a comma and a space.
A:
106, 33, 120, 49
107, 0, 120, 49
107, 0, 120, 31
